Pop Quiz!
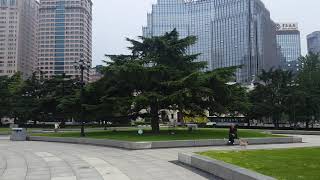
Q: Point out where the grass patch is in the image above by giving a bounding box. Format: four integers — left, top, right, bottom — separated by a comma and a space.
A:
0, 128, 44, 134
0, 128, 9, 133
199, 148, 320, 180
32, 128, 279, 142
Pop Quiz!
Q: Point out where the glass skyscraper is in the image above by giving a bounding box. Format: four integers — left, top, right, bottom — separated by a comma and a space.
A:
143, 0, 279, 83
307, 31, 320, 55
276, 23, 301, 72
0, 0, 39, 78
38, 0, 92, 81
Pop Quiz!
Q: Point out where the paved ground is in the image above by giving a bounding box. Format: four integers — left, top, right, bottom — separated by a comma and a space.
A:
0, 135, 319, 180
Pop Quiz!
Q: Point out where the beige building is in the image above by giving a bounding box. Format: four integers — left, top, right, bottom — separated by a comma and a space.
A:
0, 0, 39, 78
38, 0, 92, 81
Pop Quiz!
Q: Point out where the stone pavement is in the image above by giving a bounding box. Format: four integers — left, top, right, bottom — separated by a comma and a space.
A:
0, 135, 319, 180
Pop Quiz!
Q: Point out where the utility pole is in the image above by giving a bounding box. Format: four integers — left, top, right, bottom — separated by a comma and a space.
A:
75, 54, 88, 137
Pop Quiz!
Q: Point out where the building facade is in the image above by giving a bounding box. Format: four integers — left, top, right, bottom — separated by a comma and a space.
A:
0, 0, 39, 78
143, 0, 279, 83
89, 65, 103, 83
38, 0, 92, 81
307, 31, 320, 54
276, 23, 301, 73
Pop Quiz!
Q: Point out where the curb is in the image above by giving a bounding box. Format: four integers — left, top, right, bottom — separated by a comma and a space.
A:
269, 130, 320, 135
28, 136, 152, 150
178, 153, 276, 180
28, 136, 302, 150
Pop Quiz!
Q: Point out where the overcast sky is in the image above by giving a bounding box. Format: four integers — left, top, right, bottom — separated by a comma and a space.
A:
92, 0, 320, 66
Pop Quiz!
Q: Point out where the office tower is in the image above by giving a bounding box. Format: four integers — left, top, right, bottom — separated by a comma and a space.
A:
276, 23, 301, 72
307, 31, 320, 54
0, 0, 39, 78
143, 0, 279, 83
38, 0, 92, 81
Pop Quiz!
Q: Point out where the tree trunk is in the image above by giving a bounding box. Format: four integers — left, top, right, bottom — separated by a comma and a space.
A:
306, 119, 310, 129
150, 105, 160, 134
14, 117, 18, 125
80, 122, 85, 137
60, 120, 66, 128
151, 117, 160, 134
294, 120, 298, 130
178, 109, 184, 126
273, 114, 279, 129
246, 117, 251, 127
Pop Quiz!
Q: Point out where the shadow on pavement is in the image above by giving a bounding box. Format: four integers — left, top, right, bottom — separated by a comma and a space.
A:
170, 160, 223, 180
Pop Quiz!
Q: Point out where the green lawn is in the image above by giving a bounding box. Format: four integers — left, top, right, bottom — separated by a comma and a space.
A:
32, 128, 278, 142
0, 128, 9, 133
0, 128, 44, 134
199, 148, 320, 180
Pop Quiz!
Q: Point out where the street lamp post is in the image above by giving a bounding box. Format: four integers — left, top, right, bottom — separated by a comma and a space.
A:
75, 54, 89, 137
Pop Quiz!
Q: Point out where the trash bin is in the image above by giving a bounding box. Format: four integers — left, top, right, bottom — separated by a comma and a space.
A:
10, 128, 27, 141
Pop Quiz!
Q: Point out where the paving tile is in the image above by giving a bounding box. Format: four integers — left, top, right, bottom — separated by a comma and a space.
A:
51, 176, 77, 180
0, 135, 318, 180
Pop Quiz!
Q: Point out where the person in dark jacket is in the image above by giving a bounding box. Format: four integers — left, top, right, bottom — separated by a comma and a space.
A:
228, 124, 238, 145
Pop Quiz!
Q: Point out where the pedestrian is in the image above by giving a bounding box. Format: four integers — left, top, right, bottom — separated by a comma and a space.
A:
228, 124, 238, 145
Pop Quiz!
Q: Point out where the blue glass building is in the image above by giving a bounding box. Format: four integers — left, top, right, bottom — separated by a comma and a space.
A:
143, 0, 279, 83
276, 23, 301, 73
307, 31, 320, 55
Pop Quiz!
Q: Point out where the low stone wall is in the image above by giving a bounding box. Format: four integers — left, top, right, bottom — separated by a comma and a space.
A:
269, 130, 320, 135
29, 136, 302, 150
29, 136, 152, 150
178, 153, 276, 180
153, 137, 302, 148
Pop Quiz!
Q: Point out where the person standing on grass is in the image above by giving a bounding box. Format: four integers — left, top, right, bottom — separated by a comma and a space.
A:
228, 124, 238, 145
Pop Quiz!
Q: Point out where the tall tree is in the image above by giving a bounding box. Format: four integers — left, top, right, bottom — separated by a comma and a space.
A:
297, 53, 320, 128
97, 29, 244, 133
0, 76, 11, 120
250, 68, 295, 128
37, 74, 81, 126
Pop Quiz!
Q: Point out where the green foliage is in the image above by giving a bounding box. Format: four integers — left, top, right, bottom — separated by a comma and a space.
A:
183, 115, 208, 123
296, 53, 320, 127
38, 74, 81, 123
0, 30, 248, 130
0, 76, 11, 119
3, 73, 40, 124
93, 29, 244, 133
3, 31, 318, 130
249, 53, 320, 128
0, 73, 82, 125
250, 68, 295, 127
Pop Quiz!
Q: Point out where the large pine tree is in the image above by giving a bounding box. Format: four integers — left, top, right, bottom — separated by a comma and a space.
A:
91, 29, 246, 133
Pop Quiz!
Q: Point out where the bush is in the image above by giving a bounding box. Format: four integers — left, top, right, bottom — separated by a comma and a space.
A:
184, 116, 209, 124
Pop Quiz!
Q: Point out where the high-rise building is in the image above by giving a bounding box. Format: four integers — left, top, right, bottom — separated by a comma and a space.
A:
276, 23, 301, 72
0, 0, 39, 78
143, 0, 279, 83
307, 31, 320, 54
38, 0, 92, 81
